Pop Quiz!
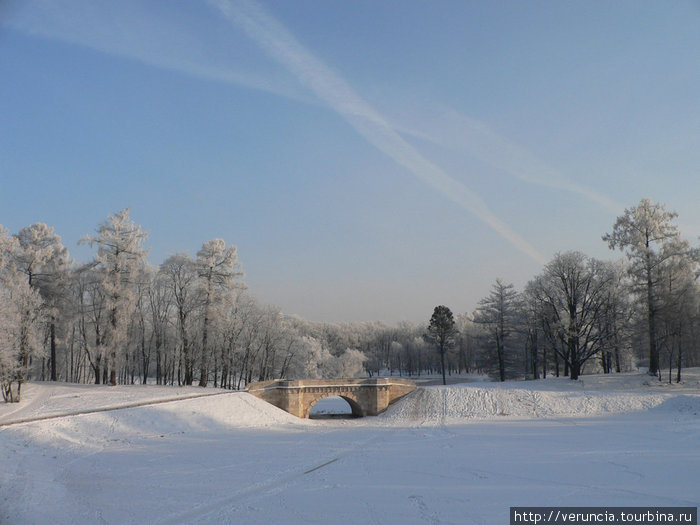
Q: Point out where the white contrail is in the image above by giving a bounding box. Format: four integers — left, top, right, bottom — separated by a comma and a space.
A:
208, 0, 546, 264
6, 0, 551, 262
1, 0, 301, 102
389, 106, 624, 214
6, 2, 610, 230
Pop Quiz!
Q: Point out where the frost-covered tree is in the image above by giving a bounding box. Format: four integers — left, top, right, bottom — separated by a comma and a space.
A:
0, 227, 15, 271
603, 198, 692, 375
283, 336, 327, 379
195, 239, 243, 387
0, 275, 42, 402
14, 223, 70, 381
0, 226, 43, 401
0, 228, 20, 399
81, 209, 148, 385
321, 348, 367, 378
0, 281, 19, 400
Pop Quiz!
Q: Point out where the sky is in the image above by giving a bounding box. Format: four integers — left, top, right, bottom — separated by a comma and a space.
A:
1, 0, 698, 324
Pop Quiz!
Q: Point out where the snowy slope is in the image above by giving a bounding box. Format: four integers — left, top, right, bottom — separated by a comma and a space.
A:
382, 370, 700, 424
0, 382, 232, 425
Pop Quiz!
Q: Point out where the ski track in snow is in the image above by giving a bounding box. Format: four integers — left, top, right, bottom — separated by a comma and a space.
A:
157, 432, 384, 524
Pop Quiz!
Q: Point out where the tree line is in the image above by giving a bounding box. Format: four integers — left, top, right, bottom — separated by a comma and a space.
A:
461, 198, 699, 383
1, 199, 698, 401
0, 209, 429, 401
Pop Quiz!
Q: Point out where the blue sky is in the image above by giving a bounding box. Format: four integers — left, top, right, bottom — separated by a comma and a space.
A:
1, 0, 698, 323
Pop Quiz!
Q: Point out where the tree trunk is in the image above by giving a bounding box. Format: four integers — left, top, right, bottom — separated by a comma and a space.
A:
92, 359, 101, 385
646, 263, 659, 375
179, 312, 192, 385
440, 342, 446, 386
676, 336, 682, 383
570, 361, 581, 380
155, 335, 162, 385
70, 327, 75, 382
50, 321, 57, 381
531, 331, 539, 380
497, 342, 505, 382
199, 286, 212, 388
542, 345, 547, 379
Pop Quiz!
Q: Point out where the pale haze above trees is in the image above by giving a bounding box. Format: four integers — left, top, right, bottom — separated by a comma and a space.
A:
0, 198, 699, 402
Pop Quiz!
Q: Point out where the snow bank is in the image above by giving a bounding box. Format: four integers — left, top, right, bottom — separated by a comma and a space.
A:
649, 394, 700, 416
381, 384, 699, 425
378, 370, 700, 425
0, 382, 224, 424
4, 392, 308, 453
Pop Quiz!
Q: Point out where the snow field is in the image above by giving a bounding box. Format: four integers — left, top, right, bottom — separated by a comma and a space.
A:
1, 371, 698, 524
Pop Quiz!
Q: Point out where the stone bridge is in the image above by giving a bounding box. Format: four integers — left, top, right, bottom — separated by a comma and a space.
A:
246, 378, 416, 418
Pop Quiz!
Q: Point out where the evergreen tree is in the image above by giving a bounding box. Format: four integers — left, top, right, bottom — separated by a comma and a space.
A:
426, 305, 456, 385
474, 279, 520, 381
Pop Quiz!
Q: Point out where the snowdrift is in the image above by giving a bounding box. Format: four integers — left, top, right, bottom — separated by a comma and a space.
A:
2, 392, 307, 454
381, 386, 689, 424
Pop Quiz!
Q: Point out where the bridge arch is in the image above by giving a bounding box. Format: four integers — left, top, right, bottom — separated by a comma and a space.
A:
308, 395, 364, 418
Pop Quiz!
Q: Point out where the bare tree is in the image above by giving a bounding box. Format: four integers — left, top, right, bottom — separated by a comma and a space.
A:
596, 261, 635, 374
146, 266, 173, 385
656, 248, 699, 383
160, 254, 198, 385
526, 252, 612, 380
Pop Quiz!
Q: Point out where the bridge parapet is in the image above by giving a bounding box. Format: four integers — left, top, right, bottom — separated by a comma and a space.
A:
246, 378, 416, 418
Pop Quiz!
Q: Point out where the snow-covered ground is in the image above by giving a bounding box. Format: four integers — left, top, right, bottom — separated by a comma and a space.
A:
1, 371, 698, 524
